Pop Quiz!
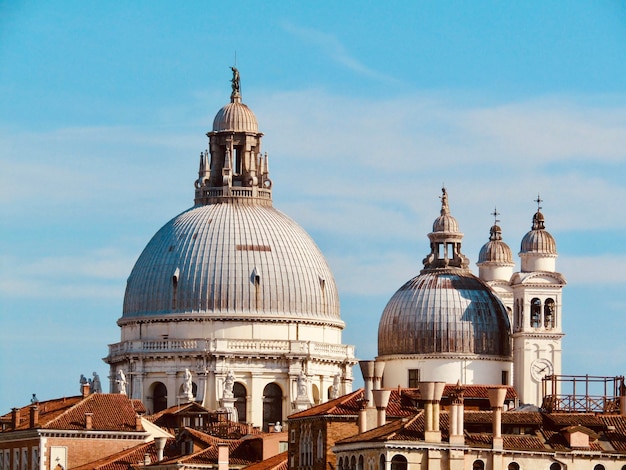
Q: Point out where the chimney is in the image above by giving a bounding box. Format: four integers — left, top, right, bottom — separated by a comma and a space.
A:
358, 398, 369, 434
420, 382, 445, 443
81, 383, 91, 398
218, 443, 229, 470
136, 416, 143, 431
29, 405, 39, 428
488, 387, 507, 450
359, 361, 375, 407
11, 408, 20, 429
372, 389, 391, 427
373, 361, 386, 390
448, 381, 465, 445
155, 437, 167, 462
143, 454, 151, 465
85, 413, 93, 430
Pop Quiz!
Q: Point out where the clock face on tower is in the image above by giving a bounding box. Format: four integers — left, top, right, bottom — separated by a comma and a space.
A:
530, 358, 553, 382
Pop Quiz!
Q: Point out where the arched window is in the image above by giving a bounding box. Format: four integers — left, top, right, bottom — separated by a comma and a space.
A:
316, 430, 324, 460
594, 465, 605, 470
358, 455, 364, 470
550, 464, 561, 470
531, 298, 541, 328
312, 384, 320, 405
262, 383, 282, 432
338, 457, 344, 470
350, 456, 356, 470
390, 455, 407, 470
508, 463, 520, 470
544, 298, 556, 328
234, 383, 247, 423
152, 382, 168, 413
472, 460, 485, 470
379, 454, 386, 470
299, 425, 313, 467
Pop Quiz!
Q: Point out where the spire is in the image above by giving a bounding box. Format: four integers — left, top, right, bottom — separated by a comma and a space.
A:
489, 207, 503, 242
532, 194, 546, 230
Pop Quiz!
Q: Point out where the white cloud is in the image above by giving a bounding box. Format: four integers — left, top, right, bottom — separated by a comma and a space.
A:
280, 22, 401, 85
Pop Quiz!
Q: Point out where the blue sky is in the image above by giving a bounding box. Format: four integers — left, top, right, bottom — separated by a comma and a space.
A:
1, 1, 626, 407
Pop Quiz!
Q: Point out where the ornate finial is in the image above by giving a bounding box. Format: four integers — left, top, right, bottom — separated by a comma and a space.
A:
532, 195, 546, 230
534, 194, 543, 212
491, 207, 500, 225
440, 187, 449, 215
230, 66, 241, 102
489, 207, 502, 241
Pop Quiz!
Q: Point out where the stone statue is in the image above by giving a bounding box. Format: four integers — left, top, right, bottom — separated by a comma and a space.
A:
330, 374, 340, 399
223, 370, 235, 399
297, 370, 308, 398
274, 421, 282, 432
116, 369, 127, 395
230, 66, 240, 96
90, 372, 102, 394
182, 368, 193, 400
79, 374, 88, 392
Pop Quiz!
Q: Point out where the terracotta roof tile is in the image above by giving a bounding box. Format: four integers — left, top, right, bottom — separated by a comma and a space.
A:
289, 390, 363, 419
44, 394, 143, 432
71, 440, 175, 470
243, 451, 288, 470
1, 396, 83, 431
600, 415, 626, 451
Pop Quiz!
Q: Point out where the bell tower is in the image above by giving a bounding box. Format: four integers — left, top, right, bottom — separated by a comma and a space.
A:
511, 197, 566, 406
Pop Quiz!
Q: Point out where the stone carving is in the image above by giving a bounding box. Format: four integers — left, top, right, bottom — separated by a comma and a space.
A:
90, 372, 102, 394
182, 368, 193, 401
297, 370, 308, 399
223, 370, 235, 399
230, 66, 240, 96
116, 369, 127, 395
330, 374, 341, 399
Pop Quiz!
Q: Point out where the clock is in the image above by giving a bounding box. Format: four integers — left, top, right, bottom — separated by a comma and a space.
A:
530, 358, 553, 381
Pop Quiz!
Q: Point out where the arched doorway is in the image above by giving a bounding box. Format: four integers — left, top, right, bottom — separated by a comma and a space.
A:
262, 383, 282, 431
234, 382, 247, 423
390, 455, 407, 470
152, 382, 168, 413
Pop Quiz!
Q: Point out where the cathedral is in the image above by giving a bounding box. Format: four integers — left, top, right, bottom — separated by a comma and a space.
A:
105, 68, 565, 428
104, 68, 356, 430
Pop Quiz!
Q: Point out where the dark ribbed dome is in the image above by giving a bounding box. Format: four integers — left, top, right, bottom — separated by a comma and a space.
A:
520, 210, 556, 254
378, 271, 511, 357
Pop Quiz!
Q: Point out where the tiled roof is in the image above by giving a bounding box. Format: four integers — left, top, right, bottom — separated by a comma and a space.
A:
171, 439, 260, 466
71, 440, 176, 470
44, 393, 143, 432
1, 394, 142, 433
243, 451, 288, 470
464, 411, 543, 425
600, 415, 626, 452
542, 413, 604, 428
289, 390, 363, 419
1, 396, 82, 431
289, 385, 518, 422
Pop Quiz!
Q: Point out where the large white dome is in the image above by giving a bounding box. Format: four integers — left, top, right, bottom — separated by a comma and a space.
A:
123, 202, 341, 324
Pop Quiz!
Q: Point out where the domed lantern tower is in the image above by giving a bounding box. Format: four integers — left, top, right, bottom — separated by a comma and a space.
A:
377, 189, 512, 388
477, 209, 515, 313
511, 197, 566, 406
105, 68, 355, 428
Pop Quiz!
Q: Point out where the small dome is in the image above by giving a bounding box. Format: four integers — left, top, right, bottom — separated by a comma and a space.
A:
478, 224, 513, 264
520, 210, 556, 254
212, 101, 259, 133
378, 271, 511, 357
432, 213, 459, 233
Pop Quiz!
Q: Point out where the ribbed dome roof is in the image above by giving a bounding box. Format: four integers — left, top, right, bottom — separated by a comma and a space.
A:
432, 213, 459, 233
378, 271, 511, 357
212, 101, 258, 133
478, 224, 513, 264
520, 210, 556, 254
123, 203, 341, 323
